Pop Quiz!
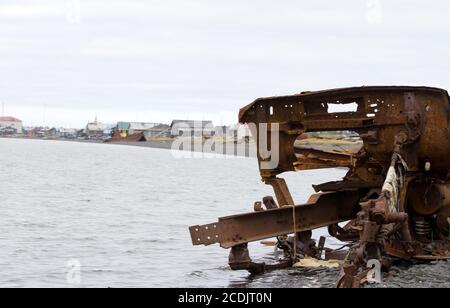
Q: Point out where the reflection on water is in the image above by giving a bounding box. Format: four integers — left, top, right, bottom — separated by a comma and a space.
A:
0, 138, 448, 288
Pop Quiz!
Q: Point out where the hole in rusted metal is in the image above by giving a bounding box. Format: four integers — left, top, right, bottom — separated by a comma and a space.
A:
328, 102, 358, 113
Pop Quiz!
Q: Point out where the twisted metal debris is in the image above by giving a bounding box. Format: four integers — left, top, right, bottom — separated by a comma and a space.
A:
189, 86, 450, 288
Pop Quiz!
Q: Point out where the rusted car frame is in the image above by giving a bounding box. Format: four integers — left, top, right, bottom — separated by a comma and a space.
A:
189, 86, 450, 287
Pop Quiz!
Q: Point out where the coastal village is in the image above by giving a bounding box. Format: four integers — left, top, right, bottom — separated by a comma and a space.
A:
0, 115, 362, 153
0, 115, 253, 143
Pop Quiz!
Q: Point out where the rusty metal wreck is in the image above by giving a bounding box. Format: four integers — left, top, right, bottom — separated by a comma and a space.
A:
189, 86, 450, 288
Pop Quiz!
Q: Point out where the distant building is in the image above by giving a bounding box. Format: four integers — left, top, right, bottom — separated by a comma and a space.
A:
23, 127, 36, 137
214, 126, 228, 137
170, 120, 214, 137
230, 124, 253, 143
0, 116, 23, 134
76, 129, 84, 138
36, 127, 58, 138
22, 127, 57, 138
0, 126, 17, 136
146, 124, 170, 138
85, 119, 106, 139
129, 122, 158, 135
111, 122, 170, 140
116, 122, 159, 137
58, 128, 78, 139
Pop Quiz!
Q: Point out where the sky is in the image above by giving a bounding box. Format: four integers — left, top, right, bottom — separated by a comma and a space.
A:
1, 0, 450, 128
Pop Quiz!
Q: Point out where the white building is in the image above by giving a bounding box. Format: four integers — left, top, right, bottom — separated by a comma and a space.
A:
85, 120, 106, 139
0, 116, 23, 133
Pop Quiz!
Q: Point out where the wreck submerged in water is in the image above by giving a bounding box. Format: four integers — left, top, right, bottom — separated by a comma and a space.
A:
189, 86, 450, 288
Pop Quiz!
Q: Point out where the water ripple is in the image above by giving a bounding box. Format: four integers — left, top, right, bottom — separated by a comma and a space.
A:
1, 138, 449, 288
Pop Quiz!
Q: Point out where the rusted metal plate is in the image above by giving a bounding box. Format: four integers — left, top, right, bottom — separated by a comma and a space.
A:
189, 223, 221, 246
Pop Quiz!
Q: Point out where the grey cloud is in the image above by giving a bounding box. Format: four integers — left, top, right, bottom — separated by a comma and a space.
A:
0, 0, 449, 127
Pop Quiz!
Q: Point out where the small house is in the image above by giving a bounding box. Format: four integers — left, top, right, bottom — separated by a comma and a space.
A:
85, 120, 106, 139
0, 116, 23, 134
115, 122, 159, 138
58, 128, 78, 139
146, 124, 171, 138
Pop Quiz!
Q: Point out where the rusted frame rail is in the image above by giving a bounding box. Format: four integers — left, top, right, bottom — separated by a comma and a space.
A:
190, 190, 362, 249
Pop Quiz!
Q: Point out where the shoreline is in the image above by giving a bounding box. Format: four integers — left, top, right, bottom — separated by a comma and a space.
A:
0, 136, 258, 158
0, 136, 362, 157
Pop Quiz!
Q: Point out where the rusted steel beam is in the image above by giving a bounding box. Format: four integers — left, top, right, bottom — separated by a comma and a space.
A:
313, 180, 382, 192
301, 117, 406, 131
189, 190, 362, 249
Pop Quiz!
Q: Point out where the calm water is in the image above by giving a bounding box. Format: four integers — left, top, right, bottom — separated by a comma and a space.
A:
0, 138, 448, 288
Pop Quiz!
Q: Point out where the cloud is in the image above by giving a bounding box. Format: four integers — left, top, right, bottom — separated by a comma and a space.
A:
0, 2, 62, 19
1, 0, 450, 127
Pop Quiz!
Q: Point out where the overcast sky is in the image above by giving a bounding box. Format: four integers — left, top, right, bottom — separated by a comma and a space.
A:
1, 0, 450, 127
